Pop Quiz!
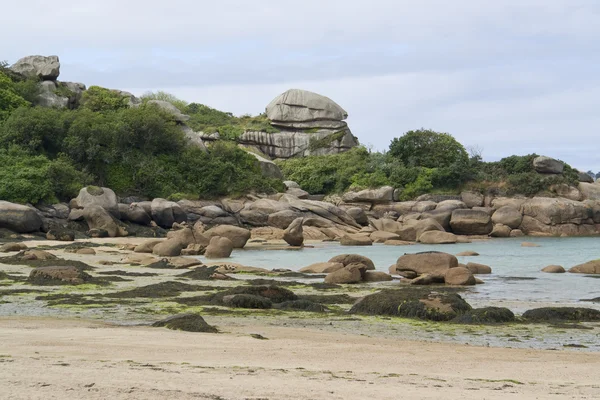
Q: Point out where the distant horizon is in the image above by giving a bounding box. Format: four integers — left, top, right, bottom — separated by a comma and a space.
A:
2, 0, 599, 171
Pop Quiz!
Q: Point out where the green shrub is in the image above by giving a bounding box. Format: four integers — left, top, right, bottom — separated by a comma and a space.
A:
141, 91, 188, 112
81, 86, 129, 112
0, 71, 30, 121
389, 129, 469, 169
0, 146, 89, 204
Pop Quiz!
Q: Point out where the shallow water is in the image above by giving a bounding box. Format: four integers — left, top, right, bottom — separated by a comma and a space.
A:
206, 237, 600, 311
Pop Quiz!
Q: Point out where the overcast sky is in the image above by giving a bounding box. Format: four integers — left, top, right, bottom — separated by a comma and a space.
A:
2, 0, 599, 171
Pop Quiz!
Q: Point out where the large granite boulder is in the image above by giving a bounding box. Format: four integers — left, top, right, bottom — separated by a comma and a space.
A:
36, 81, 69, 108
324, 264, 363, 284
569, 260, 600, 274
118, 203, 152, 225
283, 217, 304, 246
418, 231, 458, 244
205, 236, 234, 259
72, 186, 120, 218
239, 130, 358, 159
0, 201, 43, 233
204, 226, 251, 249
346, 207, 369, 226
521, 197, 591, 225
460, 191, 484, 208
10, 55, 60, 80
491, 206, 522, 229
82, 205, 126, 238
146, 100, 190, 122
394, 252, 458, 276
151, 199, 187, 228
396, 218, 444, 242
533, 156, 564, 174
450, 209, 493, 235
342, 186, 394, 204
577, 171, 595, 183
579, 182, 600, 200
266, 89, 348, 130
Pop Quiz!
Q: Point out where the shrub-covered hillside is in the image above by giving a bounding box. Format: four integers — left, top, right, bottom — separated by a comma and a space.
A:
278, 129, 580, 200
0, 66, 283, 204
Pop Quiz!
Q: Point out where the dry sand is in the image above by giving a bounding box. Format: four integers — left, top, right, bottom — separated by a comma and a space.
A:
1, 316, 599, 400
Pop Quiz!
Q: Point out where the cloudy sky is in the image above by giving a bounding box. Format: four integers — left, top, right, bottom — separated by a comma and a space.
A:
2, 0, 599, 170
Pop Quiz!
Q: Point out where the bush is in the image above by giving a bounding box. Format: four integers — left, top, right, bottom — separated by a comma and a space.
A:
0, 146, 89, 203
0, 71, 30, 121
141, 91, 188, 112
389, 129, 469, 169
81, 86, 130, 112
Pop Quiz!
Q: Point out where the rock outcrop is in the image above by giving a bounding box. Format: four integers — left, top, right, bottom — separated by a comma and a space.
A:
10, 55, 60, 80
0, 201, 42, 233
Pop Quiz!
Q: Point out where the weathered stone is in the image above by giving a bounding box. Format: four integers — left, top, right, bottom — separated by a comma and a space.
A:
395, 252, 458, 275
118, 203, 152, 225
0, 201, 42, 233
346, 207, 369, 226
329, 254, 375, 270
205, 236, 234, 259
444, 267, 476, 285
134, 240, 163, 253
370, 231, 400, 243
151, 199, 187, 229
204, 226, 250, 249
569, 260, 600, 274
421, 209, 452, 231
363, 271, 393, 282
456, 251, 479, 257
450, 209, 493, 235
342, 186, 394, 204
324, 264, 363, 284
465, 262, 492, 274
299, 262, 344, 274
491, 206, 523, 229
83, 205, 126, 238
36, 80, 68, 108
579, 182, 600, 201
551, 184, 583, 201
76, 248, 96, 255
490, 224, 512, 237
510, 229, 525, 237
46, 229, 75, 241
384, 239, 414, 246
29, 266, 91, 285
152, 239, 183, 257
418, 231, 457, 244
283, 217, 304, 246
152, 313, 217, 333
10, 55, 60, 80
460, 191, 484, 208
521, 242, 541, 247
435, 200, 467, 212
542, 265, 565, 273
577, 171, 595, 183
413, 201, 437, 213
533, 156, 564, 174
73, 187, 120, 218
267, 210, 303, 229
286, 187, 309, 199
266, 89, 348, 126
0, 242, 28, 252
340, 233, 372, 246
521, 197, 591, 225
146, 100, 190, 122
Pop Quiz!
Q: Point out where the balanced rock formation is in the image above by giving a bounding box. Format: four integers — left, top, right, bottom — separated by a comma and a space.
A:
533, 156, 564, 174
239, 89, 358, 159
10, 55, 60, 80
283, 217, 304, 246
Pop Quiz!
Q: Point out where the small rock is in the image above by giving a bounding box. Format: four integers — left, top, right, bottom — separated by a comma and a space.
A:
340, 234, 373, 246
0, 243, 28, 252
465, 262, 492, 274
75, 248, 96, 255
521, 242, 541, 247
205, 236, 234, 259
152, 313, 217, 333
444, 267, 476, 286
456, 251, 479, 257
541, 265, 565, 273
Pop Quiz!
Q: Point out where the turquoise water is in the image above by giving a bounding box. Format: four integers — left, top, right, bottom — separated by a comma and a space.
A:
210, 237, 600, 311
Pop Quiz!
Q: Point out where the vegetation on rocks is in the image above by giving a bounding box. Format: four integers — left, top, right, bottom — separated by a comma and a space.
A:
0, 76, 282, 203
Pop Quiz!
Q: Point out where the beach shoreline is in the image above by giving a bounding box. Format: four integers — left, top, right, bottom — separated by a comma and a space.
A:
1, 316, 599, 400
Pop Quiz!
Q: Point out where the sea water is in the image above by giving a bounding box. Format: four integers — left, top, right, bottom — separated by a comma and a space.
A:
209, 237, 600, 311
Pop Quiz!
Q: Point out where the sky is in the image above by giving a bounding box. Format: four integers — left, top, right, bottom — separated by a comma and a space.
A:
2, 0, 599, 171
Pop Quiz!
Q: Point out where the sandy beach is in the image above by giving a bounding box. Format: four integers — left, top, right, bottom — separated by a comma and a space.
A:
1, 316, 599, 400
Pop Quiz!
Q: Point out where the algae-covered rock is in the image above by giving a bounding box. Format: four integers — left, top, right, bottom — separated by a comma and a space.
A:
222, 294, 272, 309
274, 300, 328, 312
522, 307, 600, 322
152, 313, 218, 333
28, 266, 92, 285
453, 307, 515, 324
349, 288, 472, 321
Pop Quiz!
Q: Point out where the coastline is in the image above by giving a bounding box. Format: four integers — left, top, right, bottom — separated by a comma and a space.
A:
1, 316, 599, 400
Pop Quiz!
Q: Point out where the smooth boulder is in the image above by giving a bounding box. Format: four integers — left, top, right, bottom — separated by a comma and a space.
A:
542, 265, 566, 273
444, 267, 476, 286
324, 264, 363, 284
395, 252, 458, 275
340, 234, 372, 246
204, 226, 251, 249
491, 206, 522, 229
283, 217, 304, 246
0, 201, 43, 233
204, 236, 234, 259
83, 205, 126, 238
73, 186, 120, 218
10, 55, 60, 80
569, 260, 600, 274
418, 231, 457, 244
299, 262, 344, 274
533, 156, 564, 174
450, 209, 493, 235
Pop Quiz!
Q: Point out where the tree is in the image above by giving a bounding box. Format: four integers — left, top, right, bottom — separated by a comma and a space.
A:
388, 129, 469, 169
